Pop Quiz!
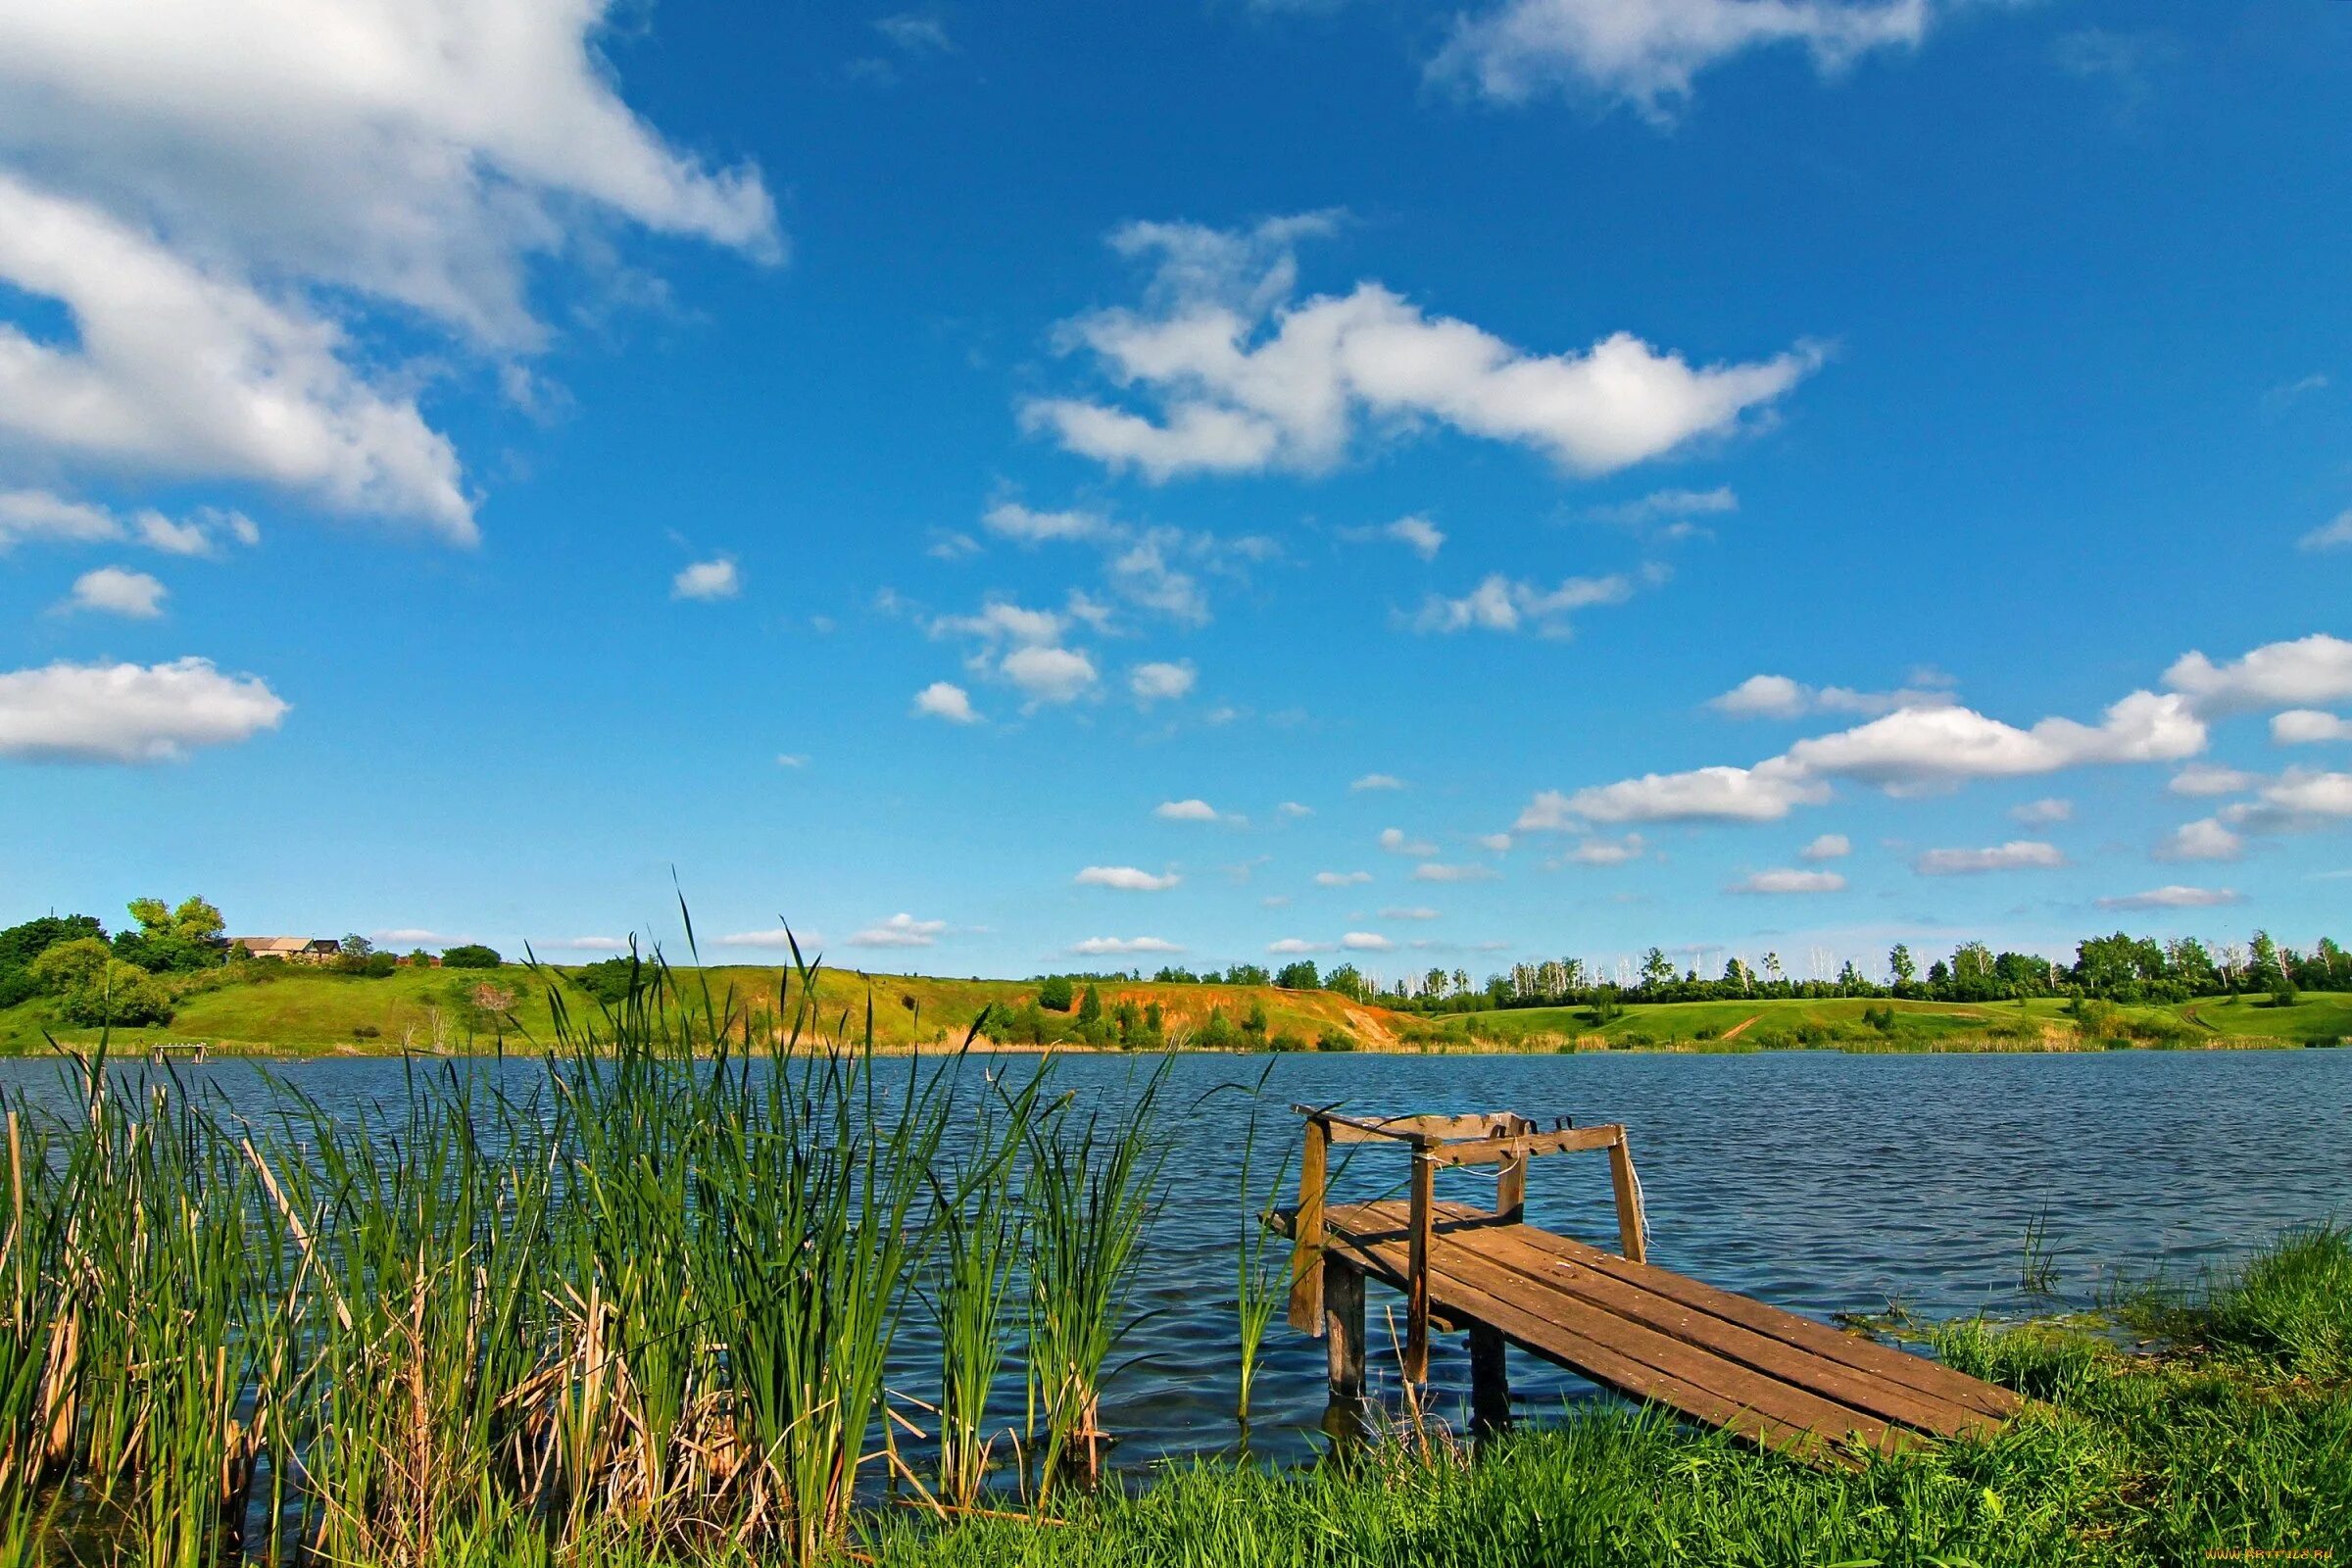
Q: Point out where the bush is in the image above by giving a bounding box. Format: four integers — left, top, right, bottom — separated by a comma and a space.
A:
1197, 1007, 1241, 1051
334, 952, 398, 977
1314, 1027, 1356, 1053
28, 937, 113, 996
1038, 975, 1075, 1012
1267, 1030, 1307, 1054
572, 956, 641, 1006
352, 1024, 381, 1040
60, 960, 174, 1027
441, 944, 502, 969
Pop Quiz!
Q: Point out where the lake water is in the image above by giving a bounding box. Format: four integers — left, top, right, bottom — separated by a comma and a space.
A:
5, 1047, 2345, 1470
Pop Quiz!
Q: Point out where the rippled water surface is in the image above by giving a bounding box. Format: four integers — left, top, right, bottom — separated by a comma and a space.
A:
6, 1048, 2345, 1469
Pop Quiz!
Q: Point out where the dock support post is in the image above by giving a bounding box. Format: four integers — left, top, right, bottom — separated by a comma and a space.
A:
1288, 1115, 1330, 1333
1494, 1152, 1525, 1225
1468, 1324, 1511, 1439
1405, 1149, 1433, 1384
1324, 1257, 1365, 1401
1607, 1130, 1647, 1265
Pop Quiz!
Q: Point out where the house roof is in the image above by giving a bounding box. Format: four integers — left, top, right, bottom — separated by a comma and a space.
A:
232, 936, 340, 953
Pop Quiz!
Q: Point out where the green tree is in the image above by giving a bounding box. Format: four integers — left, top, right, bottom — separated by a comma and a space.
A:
61, 960, 173, 1028
1242, 998, 1268, 1041
1887, 943, 1917, 990
441, 944, 502, 970
1038, 974, 1075, 1012
29, 937, 113, 996
1076, 983, 1102, 1026
1273, 960, 1318, 991
1639, 948, 1675, 990
1324, 963, 1366, 1001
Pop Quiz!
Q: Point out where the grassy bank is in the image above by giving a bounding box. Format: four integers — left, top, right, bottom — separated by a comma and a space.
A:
5, 961, 2344, 1057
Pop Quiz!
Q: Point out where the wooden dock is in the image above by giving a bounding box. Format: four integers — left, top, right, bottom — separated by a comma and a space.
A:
150, 1041, 210, 1065
1276, 1107, 2022, 1463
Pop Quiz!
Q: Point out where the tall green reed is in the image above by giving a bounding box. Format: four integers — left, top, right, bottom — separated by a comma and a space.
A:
926, 1049, 1036, 1510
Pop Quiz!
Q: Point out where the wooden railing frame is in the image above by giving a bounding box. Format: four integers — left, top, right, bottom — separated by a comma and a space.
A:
1285, 1104, 1647, 1384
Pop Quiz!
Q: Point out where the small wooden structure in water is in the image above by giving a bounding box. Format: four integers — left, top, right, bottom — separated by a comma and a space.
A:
150, 1041, 210, 1065
1275, 1106, 2021, 1462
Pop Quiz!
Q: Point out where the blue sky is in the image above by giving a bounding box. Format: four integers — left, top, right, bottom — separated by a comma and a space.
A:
1, 0, 2348, 982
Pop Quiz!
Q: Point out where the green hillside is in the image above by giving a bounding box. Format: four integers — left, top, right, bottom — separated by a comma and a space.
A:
0, 960, 1418, 1057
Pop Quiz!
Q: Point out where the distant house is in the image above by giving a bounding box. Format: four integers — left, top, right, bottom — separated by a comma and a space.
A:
231, 936, 342, 964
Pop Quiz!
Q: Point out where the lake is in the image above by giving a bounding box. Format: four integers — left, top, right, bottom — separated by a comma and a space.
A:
5, 1046, 2344, 1471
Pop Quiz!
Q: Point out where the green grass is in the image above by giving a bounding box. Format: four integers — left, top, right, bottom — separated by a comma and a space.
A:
0, 963, 1415, 1056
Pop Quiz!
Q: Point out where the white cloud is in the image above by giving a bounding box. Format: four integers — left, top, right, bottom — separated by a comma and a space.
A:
2164, 634, 2352, 716
1130, 661, 1197, 703
1379, 827, 1438, 858
716, 929, 804, 950
1267, 937, 1334, 955
1001, 644, 1097, 704
2218, 768, 2352, 834
1913, 840, 2065, 876
1558, 833, 1647, 865
374, 928, 461, 947
1380, 906, 1441, 920
1341, 931, 1394, 951
556, 936, 631, 952
0, 490, 260, 557
1784, 692, 2205, 790
2010, 798, 2073, 826
1341, 514, 1446, 560
2096, 886, 2243, 911
1153, 798, 1223, 822
2156, 818, 2243, 862
1795, 832, 1849, 860
1588, 485, 1739, 527
1728, 867, 1845, 894
2298, 511, 2352, 551
1412, 570, 1637, 636
1069, 935, 1184, 956
62, 565, 166, 618
0, 175, 475, 537
1706, 672, 1957, 720
1521, 759, 1826, 827
0, 0, 775, 348
2169, 762, 2257, 797
1433, 0, 1931, 119
1414, 862, 1500, 883
2272, 710, 2352, 745
1350, 773, 1406, 791
1278, 801, 1315, 818
1074, 865, 1181, 892
1026, 216, 1820, 482
671, 558, 740, 601
982, 501, 1111, 545
1475, 832, 1514, 853
932, 598, 1067, 646
875, 14, 955, 53
0, 655, 287, 762
847, 913, 946, 949
1314, 870, 1373, 886
912, 681, 979, 723
775, 753, 808, 768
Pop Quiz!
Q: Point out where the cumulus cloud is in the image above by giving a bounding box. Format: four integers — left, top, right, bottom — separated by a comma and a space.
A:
1340, 514, 1446, 560
983, 501, 1113, 546
847, 913, 946, 949
1706, 671, 1957, 720
2096, 886, 2243, 911
0, 656, 287, 762
1025, 216, 1819, 483
1069, 935, 1184, 956
1381, 906, 1441, 920
2217, 769, 2352, 834
1727, 867, 1845, 894
1798, 832, 1850, 860
0, 491, 257, 556
1414, 862, 1500, 883
1520, 759, 1826, 827
1350, 773, 1406, 791
2272, 710, 2352, 745
2298, 511, 2352, 551
1278, 801, 1315, 818
2011, 798, 2073, 826
911, 681, 980, 723
61, 565, 166, 618
1314, 870, 1373, 886
1432, 0, 1932, 119
1557, 833, 1647, 865
671, 558, 740, 601
1341, 931, 1394, 951
1475, 832, 1514, 853
1267, 937, 1335, 955
2156, 818, 2242, 862
1074, 865, 1181, 892
2164, 634, 2352, 716
1002, 644, 1098, 704
1913, 840, 2065, 876
715, 929, 804, 950
2170, 762, 2257, 797
1131, 662, 1197, 704
1379, 827, 1438, 858
1411, 570, 1640, 636
1153, 799, 1226, 822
